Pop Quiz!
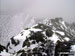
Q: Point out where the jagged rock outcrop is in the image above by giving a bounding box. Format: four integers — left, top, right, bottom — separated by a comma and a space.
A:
0, 18, 75, 56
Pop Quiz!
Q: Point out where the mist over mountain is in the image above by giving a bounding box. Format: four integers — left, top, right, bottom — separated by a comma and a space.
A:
0, 0, 75, 22
0, 0, 75, 45
0, 0, 75, 56
70, 23, 75, 30
0, 14, 75, 46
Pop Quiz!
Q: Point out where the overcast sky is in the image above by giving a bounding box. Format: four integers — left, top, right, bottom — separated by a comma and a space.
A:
0, 0, 75, 23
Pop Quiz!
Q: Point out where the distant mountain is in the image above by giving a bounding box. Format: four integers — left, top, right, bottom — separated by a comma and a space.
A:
70, 23, 75, 30
0, 18, 75, 56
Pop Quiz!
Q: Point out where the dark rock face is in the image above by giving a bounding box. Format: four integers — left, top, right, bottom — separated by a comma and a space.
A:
29, 32, 45, 43
46, 29, 53, 37
22, 38, 30, 47
20, 52, 26, 56
45, 41, 55, 56
0, 44, 7, 53
22, 31, 48, 56
22, 31, 45, 47
55, 40, 73, 56
11, 36, 19, 46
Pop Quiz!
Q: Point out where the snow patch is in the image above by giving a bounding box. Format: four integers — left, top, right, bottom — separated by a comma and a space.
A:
64, 37, 70, 41
42, 52, 47, 55
31, 24, 38, 28
29, 44, 38, 49
48, 33, 59, 43
8, 30, 31, 53
0, 50, 12, 56
28, 28, 42, 32
56, 31, 65, 36
61, 21, 67, 29
14, 30, 30, 41
71, 45, 75, 51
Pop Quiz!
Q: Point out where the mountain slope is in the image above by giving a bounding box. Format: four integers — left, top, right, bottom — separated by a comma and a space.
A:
0, 18, 75, 56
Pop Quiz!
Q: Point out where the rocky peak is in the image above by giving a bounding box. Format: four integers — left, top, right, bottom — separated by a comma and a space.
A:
0, 18, 75, 56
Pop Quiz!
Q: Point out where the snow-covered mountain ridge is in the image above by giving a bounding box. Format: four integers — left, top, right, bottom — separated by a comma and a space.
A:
0, 18, 75, 56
